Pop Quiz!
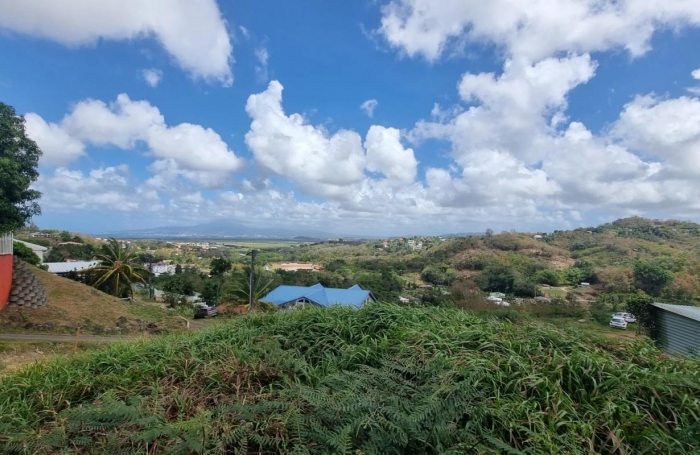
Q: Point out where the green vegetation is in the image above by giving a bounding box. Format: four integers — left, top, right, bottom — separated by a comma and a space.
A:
16, 217, 700, 338
0, 102, 42, 233
0, 304, 698, 453
85, 238, 149, 298
12, 241, 40, 266
45, 242, 94, 262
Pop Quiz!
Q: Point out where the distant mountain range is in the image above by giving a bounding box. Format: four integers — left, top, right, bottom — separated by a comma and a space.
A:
96, 221, 354, 240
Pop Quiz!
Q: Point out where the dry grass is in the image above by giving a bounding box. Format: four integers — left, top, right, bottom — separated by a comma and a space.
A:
0, 266, 185, 333
0, 340, 103, 374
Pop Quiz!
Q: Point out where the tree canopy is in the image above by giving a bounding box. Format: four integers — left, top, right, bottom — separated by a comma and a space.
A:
0, 102, 42, 233
85, 238, 149, 298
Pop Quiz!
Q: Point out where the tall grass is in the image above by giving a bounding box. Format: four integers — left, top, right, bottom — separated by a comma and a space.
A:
0, 304, 699, 454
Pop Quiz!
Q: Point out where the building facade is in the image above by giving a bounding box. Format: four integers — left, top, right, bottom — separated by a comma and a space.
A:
651, 303, 700, 356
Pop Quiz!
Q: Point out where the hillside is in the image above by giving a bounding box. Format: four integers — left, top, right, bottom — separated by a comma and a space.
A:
0, 266, 184, 334
256, 217, 700, 308
0, 305, 698, 453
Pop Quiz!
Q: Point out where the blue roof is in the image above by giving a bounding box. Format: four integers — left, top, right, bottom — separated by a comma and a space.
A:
261, 283, 375, 308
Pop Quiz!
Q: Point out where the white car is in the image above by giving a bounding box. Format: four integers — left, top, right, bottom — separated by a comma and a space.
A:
610, 316, 628, 330
613, 312, 637, 323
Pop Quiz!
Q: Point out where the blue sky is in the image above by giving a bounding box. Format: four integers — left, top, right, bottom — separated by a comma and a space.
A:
2, 0, 700, 236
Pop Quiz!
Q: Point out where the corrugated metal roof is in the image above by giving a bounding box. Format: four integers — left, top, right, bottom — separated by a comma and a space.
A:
261, 284, 375, 308
13, 240, 48, 251
45, 261, 100, 274
652, 303, 700, 323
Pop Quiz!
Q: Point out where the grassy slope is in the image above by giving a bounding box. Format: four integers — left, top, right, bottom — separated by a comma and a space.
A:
0, 340, 104, 374
0, 266, 184, 333
0, 304, 698, 454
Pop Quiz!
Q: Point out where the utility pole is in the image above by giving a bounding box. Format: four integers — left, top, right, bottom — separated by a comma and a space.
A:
146, 254, 154, 300
249, 250, 258, 311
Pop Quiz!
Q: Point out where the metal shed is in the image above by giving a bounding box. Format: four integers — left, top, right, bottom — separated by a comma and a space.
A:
650, 303, 700, 356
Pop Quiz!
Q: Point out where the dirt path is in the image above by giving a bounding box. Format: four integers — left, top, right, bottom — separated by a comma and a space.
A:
0, 333, 136, 343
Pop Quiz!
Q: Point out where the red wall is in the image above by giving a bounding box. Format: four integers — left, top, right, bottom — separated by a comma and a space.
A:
0, 255, 12, 310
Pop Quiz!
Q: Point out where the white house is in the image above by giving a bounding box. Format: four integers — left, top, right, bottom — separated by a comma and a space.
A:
30, 232, 53, 238
150, 262, 175, 276
14, 240, 48, 262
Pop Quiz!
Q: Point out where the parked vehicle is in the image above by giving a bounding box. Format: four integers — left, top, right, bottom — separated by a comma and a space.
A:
610, 316, 628, 330
194, 305, 219, 319
613, 312, 637, 323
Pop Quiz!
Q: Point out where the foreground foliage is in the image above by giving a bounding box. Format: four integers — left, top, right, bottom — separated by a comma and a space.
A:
1, 304, 699, 454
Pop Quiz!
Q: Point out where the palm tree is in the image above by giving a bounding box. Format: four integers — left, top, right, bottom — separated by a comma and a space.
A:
222, 270, 276, 312
84, 238, 149, 298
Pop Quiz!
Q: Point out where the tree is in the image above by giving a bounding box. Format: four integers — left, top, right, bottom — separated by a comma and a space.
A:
209, 257, 232, 277
663, 272, 700, 304
420, 266, 448, 286
84, 238, 149, 298
59, 230, 72, 242
534, 269, 564, 286
46, 243, 95, 262
564, 261, 596, 285
626, 292, 655, 335
633, 261, 672, 297
200, 280, 220, 306
161, 275, 195, 296
597, 267, 634, 294
0, 102, 42, 233
474, 265, 517, 294
221, 271, 275, 310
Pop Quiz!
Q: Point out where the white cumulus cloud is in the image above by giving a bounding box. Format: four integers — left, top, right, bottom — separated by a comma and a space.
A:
34, 165, 162, 212
245, 81, 367, 198
377, 0, 700, 62
364, 126, 417, 186
0, 0, 233, 84
24, 113, 86, 166
612, 94, 700, 175
26, 94, 244, 187
245, 81, 421, 198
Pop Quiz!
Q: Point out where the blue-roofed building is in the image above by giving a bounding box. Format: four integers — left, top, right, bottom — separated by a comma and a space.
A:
261, 283, 376, 309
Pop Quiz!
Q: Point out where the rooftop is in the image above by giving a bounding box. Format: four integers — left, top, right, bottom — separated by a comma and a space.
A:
652, 303, 700, 323
45, 261, 100, 274
277, 263, 317, 271
261, 283, 375, 308
14, 239, 48, 251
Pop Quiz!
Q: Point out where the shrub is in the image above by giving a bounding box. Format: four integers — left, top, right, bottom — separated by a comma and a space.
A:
12, 241, 40, 266
590, 301, 613, 325
0, 305, 698, 454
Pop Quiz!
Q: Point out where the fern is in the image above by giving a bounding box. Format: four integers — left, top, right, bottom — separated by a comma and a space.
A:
1, 304, 699, 454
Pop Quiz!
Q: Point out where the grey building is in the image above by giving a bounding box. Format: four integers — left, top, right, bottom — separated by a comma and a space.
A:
650, 303, 700, 356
